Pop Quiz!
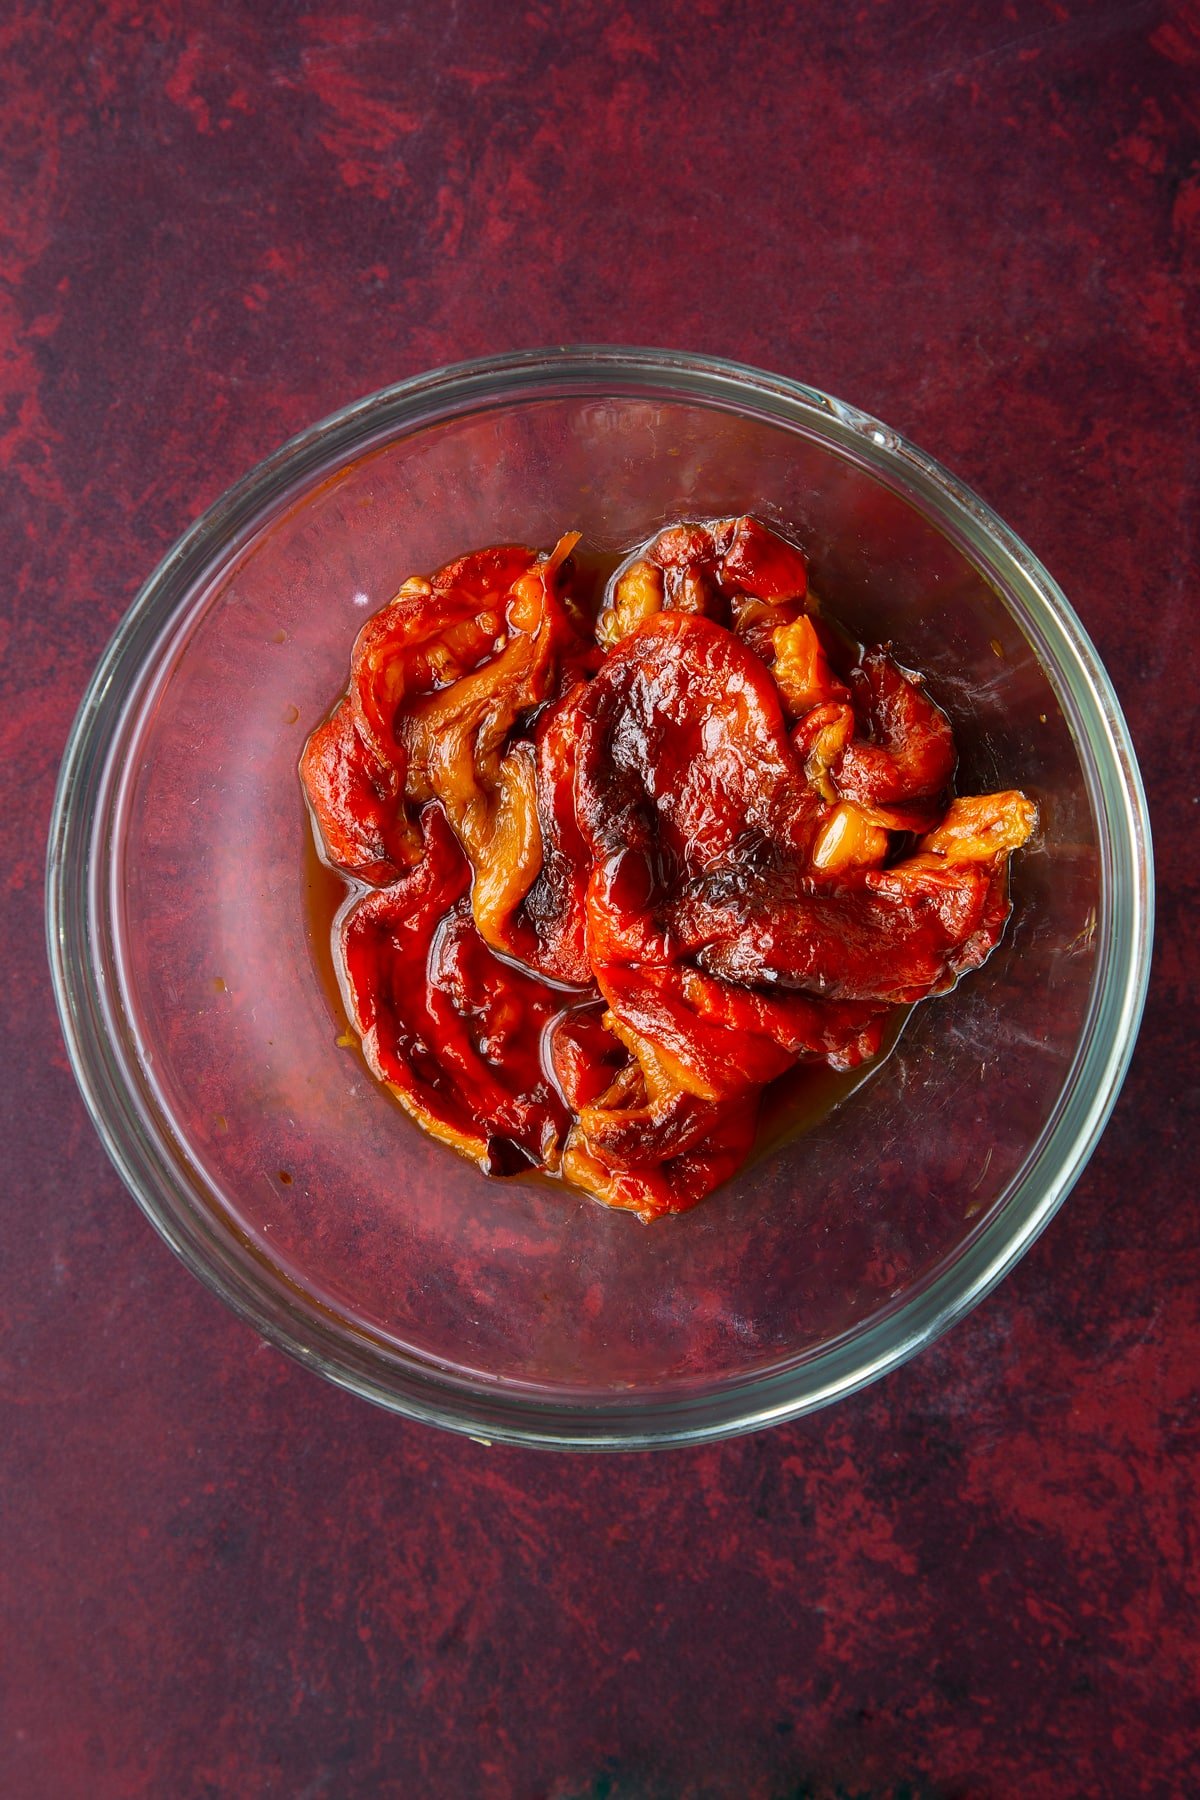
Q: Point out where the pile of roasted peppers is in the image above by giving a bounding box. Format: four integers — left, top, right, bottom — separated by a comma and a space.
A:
302, 517, 1035, 1219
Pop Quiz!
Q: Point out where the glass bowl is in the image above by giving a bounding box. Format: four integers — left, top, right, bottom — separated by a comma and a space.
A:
46, 349, 1152, 1449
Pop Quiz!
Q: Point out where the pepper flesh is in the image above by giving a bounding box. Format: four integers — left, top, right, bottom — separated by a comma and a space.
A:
302, 517, 1036, 1220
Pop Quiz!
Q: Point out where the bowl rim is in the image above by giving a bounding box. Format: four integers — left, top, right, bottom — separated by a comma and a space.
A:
46, 345, 1154, 1449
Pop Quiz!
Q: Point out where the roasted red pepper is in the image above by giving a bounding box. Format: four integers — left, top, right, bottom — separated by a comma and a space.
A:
302, 517, 1036, 1220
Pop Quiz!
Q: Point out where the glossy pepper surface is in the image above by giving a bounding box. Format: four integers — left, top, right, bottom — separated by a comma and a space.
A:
301, 517, 1036, 1219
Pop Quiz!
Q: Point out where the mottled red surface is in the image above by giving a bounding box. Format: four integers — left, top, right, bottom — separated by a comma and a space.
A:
3, 2, 1197, 1795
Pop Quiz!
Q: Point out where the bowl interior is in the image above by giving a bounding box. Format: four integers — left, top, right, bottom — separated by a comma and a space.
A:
103, 384, 1102, 1407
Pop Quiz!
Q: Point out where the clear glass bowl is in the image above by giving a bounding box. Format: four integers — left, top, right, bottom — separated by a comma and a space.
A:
46, 349, 1153, 1448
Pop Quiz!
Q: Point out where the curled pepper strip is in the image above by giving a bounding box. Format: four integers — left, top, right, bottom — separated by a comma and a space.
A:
301, 545, 538, 883
400, 534, 590, 959
302, 517, 1037, 1221
341, 806, 569, 1175
596, 513, 810, 655
831, 645, 957, 825
561, 1102, 759, 1218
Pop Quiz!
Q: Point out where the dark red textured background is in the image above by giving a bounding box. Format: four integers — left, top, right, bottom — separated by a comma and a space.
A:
3, 2, 1197, 1795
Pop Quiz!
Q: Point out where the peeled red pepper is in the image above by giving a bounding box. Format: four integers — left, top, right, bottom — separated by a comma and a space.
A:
302, 517, 1036, 1220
